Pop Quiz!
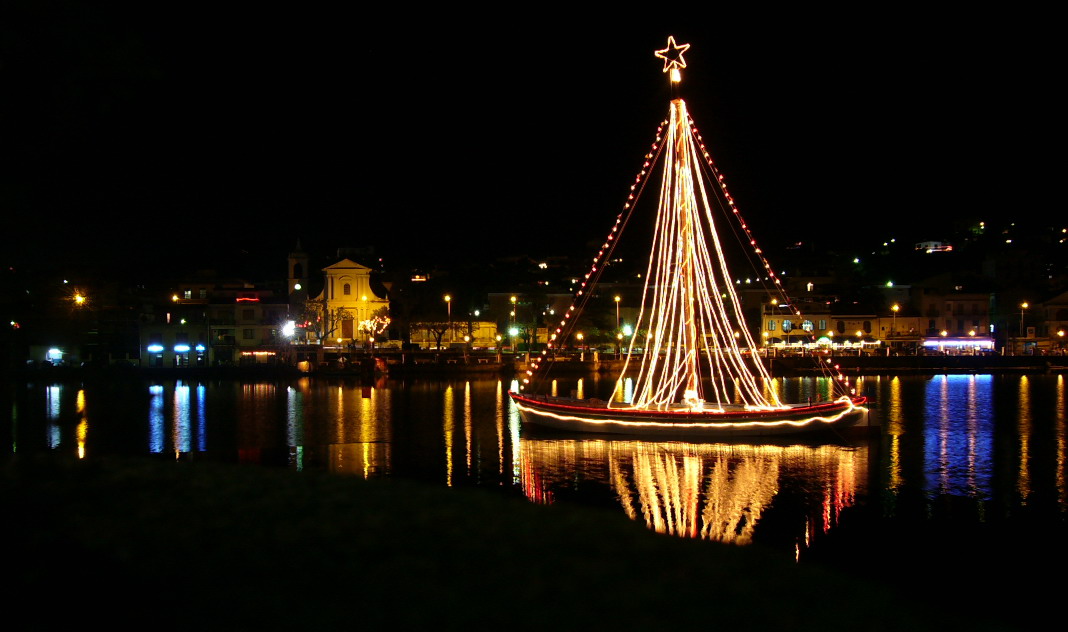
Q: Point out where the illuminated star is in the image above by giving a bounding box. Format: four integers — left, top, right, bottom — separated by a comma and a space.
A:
655, 36, 690, 73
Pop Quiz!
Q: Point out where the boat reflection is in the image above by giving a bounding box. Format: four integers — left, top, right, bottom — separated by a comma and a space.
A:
519, 435, 867, 548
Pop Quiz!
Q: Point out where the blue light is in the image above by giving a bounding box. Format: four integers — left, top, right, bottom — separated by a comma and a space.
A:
195, 344, 206, 352
147, 344, 164, 353
174, 344, 191, 353
922, 337, 994, 349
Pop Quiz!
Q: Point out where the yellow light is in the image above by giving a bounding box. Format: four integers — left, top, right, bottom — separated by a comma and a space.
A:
444, 295, 451, 302
73, 293, 86, 305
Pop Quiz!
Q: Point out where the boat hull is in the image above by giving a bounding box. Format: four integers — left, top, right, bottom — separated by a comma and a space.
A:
509, 393, 868, 437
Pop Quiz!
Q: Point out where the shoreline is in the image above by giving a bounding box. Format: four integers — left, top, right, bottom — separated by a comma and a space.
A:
5, 353, 1066, 382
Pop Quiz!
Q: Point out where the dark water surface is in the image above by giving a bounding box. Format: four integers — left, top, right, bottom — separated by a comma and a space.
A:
4, 372, 1066, 623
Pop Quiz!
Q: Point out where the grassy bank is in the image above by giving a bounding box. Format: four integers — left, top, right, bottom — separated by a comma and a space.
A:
2, 455, 1008, 630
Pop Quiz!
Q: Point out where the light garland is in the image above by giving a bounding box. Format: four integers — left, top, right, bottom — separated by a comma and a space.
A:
514, 398, 865, 432
519, 120, 667, 390
520, 37, 856, 403
686, 117, 854, 396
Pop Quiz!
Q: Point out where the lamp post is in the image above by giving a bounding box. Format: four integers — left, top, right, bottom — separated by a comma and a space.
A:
614, 295, 621, 332
890, 304, 899, 356
1019, 302, 1029, 355
444, 294, 452, 344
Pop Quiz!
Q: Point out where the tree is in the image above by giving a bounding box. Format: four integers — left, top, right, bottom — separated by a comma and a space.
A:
298, 298, 352, 344
359, 306, 391, 351
409, 320, 467, 350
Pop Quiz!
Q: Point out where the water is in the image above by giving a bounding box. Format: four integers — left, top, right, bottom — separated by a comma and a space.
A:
4, 372, 1067, 624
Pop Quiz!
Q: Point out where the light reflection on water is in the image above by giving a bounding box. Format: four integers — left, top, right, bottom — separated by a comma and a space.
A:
923, 375, 995, 500
5, 374, 1067, 549
519, 439, 862, 551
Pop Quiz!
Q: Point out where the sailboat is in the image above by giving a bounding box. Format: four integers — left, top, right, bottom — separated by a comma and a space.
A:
509, 37, 867, 437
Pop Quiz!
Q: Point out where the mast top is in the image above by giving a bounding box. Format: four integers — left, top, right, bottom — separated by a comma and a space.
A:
655, 36, 689, 84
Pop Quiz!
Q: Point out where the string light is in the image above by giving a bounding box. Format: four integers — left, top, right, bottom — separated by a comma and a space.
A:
520, 39, 851, 399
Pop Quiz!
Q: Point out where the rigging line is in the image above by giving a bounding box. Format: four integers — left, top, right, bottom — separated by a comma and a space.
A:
523, 121, 668, 393
686, 120, 848, 393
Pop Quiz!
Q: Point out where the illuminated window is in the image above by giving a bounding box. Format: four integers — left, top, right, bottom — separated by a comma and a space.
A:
767, 320, 776, 332
183, 290, 192, 299
818, 319, 826, 330
782, 320, 793, 332
343, 283, 351, 296
802, 320, 814, 332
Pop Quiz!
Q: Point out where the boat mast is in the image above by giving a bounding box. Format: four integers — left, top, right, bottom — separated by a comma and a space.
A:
673, 97, 703, 408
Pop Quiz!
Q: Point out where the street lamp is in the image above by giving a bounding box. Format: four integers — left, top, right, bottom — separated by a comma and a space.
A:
444, 294, 452, 343
614, 295, 621, 331
1017, 301, 1030, 355
891, 304, 899, 337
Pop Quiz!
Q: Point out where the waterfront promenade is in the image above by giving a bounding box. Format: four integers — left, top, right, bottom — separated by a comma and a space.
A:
9, 351, 1068, 382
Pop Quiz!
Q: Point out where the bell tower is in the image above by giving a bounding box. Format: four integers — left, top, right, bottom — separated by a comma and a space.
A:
288, 240, 309, 306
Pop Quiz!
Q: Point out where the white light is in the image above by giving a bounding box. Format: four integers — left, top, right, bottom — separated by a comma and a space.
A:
174, 344, 191, 353
282, 321, 296, 337
147, 344, 164, 353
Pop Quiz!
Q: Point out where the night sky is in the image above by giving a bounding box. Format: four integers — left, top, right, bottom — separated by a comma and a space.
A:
3, 5, 1060, 277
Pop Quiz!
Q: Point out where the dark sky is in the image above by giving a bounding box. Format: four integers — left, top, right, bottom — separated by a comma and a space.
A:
2, 5, 1060, 277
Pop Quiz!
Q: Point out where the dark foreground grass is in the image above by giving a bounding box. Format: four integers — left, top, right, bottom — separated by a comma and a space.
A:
2, 455, 1008, 630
